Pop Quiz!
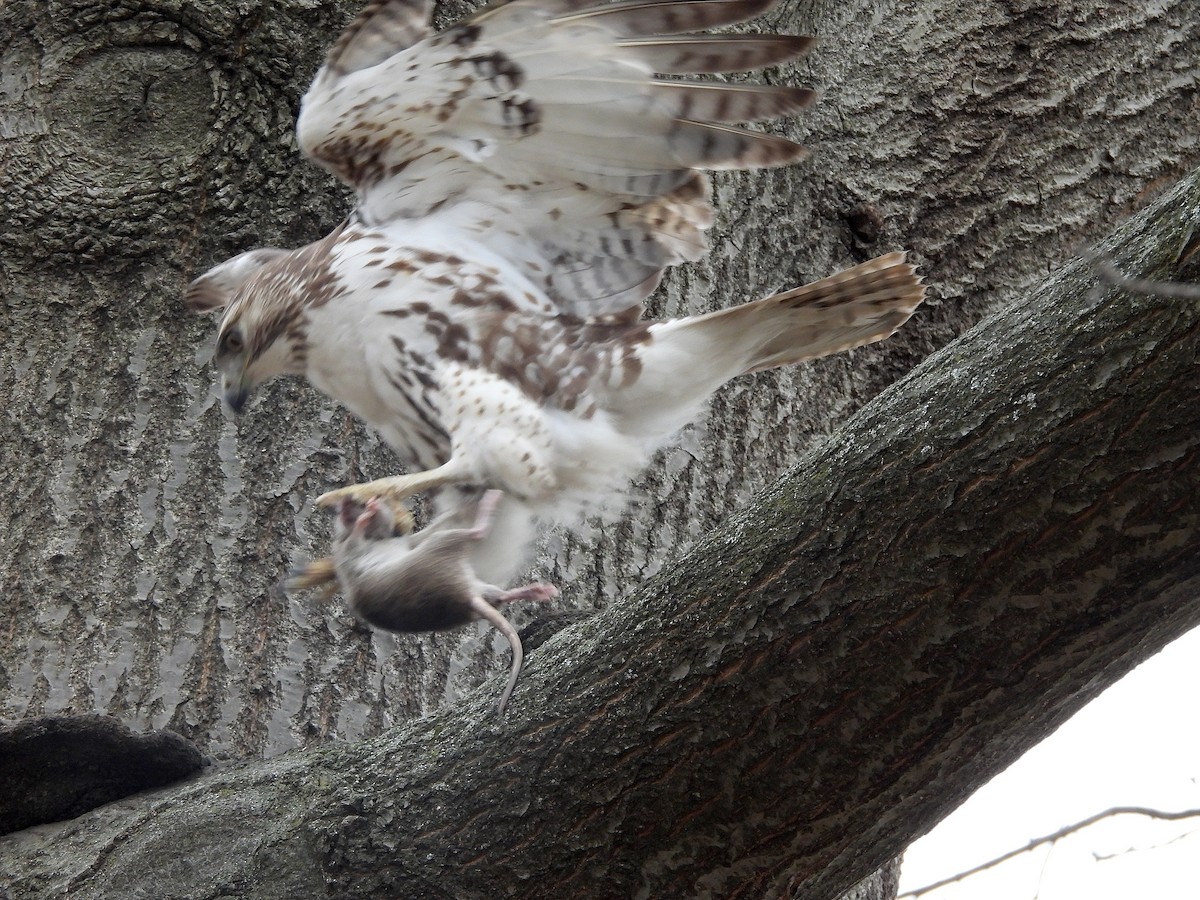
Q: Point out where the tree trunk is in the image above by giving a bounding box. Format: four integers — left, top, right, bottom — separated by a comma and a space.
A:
1, 160, 1197, 900
1, 0, 1198, 896
2, 0, 1196, 757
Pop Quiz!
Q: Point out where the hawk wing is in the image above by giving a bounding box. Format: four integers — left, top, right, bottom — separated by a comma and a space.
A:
296, 0, 813, 317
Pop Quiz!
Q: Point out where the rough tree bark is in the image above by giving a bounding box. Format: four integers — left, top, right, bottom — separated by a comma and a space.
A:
1, 0, 1196, 756
1, 161, 1197, 900
0, 0, 1198, 896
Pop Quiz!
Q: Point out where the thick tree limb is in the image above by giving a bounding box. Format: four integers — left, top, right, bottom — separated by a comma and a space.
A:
2, 160, 1197, 899
3, 0, 1197, 760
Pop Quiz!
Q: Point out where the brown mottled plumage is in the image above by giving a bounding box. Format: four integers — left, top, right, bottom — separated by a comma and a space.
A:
186, 0, 926, 580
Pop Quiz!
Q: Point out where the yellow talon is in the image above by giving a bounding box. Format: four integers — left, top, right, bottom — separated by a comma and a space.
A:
285, 556, 339, 597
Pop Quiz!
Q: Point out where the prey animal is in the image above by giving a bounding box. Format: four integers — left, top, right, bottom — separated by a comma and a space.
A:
186, 0, 926, 574
331, 490, 557, 715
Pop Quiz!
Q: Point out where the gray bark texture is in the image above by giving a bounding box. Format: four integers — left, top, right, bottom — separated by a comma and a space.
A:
0, 0, 1198, 896
3, 0, 1197, 761
1, 149, 1198, 900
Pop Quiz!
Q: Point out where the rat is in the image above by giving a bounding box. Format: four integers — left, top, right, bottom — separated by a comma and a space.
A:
331, 490, 557, 716
286, 497, 415, 598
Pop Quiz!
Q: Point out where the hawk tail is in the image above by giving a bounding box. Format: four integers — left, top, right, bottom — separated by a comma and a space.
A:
611, 252, 925, 441
734, 251, 927, 373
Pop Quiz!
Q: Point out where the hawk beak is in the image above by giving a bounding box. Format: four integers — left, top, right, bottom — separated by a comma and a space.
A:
223, 376, 251, 415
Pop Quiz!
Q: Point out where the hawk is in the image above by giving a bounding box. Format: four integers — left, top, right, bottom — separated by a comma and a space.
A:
187, 0, 925, 577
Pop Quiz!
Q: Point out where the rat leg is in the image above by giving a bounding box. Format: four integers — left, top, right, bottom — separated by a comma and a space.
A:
353, 497, 385, 538
340, 495, 415, 537
358, 495, 415, 535
470, 491, 557, 607
466, 489, 505, 540
486, 583, 559, 606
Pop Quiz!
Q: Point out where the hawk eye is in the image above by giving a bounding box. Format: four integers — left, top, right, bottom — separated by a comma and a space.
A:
220, 330, 245, 355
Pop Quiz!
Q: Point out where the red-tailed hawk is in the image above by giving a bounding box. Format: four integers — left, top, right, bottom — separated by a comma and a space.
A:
186, 0, 925, 576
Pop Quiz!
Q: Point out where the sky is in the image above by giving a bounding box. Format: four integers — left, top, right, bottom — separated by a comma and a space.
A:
898, 625, 1200, 899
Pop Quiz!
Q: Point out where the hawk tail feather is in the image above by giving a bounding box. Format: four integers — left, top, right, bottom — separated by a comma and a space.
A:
612, 253, 925, 440
738, 251, 927, 373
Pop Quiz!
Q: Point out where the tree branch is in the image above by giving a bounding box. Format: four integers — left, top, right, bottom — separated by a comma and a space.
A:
1091, 254, 1200, 300
1092, 823, 1200, 861
900, 807, 1200, 898
3, 166, 1200, 899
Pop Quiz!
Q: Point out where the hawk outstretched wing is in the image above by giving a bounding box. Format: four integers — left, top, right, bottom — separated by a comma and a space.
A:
296, 0, 814, 315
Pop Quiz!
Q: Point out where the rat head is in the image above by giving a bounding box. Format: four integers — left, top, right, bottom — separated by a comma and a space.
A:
333, 496, 414, 542
185, 247, 311, 414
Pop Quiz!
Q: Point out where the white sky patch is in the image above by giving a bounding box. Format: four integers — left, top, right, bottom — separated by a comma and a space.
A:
900, 625, 1200, 900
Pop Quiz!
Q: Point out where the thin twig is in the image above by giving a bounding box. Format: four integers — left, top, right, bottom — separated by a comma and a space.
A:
1031, 837, 1054, 900
900, 806, 1200, 898
1091, 825, 1200, 861
1090, 254, 1200, 300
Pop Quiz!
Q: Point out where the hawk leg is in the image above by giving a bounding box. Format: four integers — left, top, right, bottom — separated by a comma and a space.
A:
315, 461, 463, 509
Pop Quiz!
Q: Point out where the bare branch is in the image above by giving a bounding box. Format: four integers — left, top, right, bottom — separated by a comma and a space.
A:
1090, 253, 1200, 300
1091, 825, 1200, 862
901, 807, 1200, 898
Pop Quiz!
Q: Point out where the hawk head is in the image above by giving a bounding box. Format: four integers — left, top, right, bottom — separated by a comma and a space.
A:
185, 248, 309, 414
